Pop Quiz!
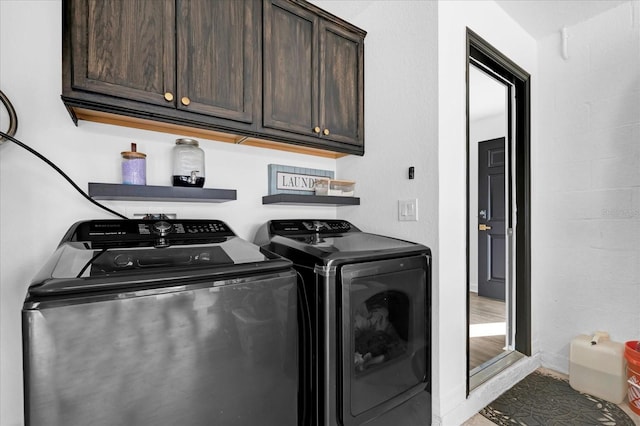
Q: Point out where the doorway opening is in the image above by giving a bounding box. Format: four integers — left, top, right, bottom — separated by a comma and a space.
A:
466, 29, 531, 393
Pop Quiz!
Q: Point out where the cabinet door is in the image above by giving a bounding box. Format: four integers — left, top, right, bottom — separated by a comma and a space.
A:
319, 21, 364, 147
69, 0, 175, 106
263, 0, 318, 136
177, 0, 257, 123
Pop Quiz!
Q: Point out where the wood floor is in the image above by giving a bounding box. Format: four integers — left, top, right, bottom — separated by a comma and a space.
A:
469, 292, 506, 370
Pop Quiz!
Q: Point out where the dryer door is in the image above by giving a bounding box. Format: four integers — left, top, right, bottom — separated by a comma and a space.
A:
338, 255, 431, 426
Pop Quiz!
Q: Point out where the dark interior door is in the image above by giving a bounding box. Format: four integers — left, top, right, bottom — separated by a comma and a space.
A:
478, 138, 506, 301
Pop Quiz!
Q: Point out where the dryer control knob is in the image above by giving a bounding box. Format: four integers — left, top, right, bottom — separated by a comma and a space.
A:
152, 221, 173, 237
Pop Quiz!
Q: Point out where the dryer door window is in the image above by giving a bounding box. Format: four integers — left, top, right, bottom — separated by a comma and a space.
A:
339, 256, 429, 426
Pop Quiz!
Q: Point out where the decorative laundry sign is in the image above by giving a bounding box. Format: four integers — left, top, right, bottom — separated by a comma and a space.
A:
268, 164, 334, 195
277, 172, 318, 191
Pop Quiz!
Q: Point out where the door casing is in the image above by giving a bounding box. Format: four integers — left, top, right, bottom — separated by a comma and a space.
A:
465, 28, 531, 395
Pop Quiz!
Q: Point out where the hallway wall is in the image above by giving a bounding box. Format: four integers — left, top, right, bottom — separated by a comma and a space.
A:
436, 2, 539, 425
535, 1, 640, 372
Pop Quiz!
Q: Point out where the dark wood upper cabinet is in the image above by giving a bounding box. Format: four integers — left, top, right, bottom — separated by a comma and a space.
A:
62, 0, 365, 157
263, 0, 317, 137
66, 0, 256, 123
69, 0, 175, 107
263, 0, 364, 148
319, 20, 364, 146
176, 0, 255, 123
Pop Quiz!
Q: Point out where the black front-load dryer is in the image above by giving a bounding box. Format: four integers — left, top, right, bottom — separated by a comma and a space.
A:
255, 219, 432, 426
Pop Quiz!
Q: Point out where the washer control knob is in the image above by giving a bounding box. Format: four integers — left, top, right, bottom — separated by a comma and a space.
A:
152, 221, 173, 237
113, 254, 133, 268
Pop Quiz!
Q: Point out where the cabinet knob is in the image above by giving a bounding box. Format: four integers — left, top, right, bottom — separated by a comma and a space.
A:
313, 126, 321, 134
164, 92, 174, 102
323, 128, 330, 136
181, 96, 191, 106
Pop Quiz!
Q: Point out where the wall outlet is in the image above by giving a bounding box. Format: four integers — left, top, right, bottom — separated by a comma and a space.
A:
398, 199, 418, 221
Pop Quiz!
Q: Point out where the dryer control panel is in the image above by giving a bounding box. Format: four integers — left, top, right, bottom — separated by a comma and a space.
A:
268, 219, 360, 235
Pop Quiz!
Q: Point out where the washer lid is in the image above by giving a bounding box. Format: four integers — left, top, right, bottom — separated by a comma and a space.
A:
50, 237, 269, 279
28, 220, 292, 297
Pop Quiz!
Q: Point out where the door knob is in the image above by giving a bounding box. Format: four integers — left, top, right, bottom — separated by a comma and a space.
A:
479, 224, 492, 231
323, 128, 330, 136
164, 92, 174, 102
181, 96, 191, 106
313, 126, 321, 134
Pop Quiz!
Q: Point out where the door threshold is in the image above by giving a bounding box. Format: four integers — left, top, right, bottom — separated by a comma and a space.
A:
469, 351, 525, 391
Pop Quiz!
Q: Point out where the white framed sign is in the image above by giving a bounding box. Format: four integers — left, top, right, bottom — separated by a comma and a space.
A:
268, 164, 334, 195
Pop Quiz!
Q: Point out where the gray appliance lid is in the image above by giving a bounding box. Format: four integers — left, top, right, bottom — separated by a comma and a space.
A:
28, 220, 292, 297
50, 237, 270, 279
270, 232, 428, 261
261, 219, 431, 264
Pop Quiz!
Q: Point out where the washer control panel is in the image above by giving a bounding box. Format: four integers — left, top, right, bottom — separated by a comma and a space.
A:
70, 219, 235, 247
137, 221, 230, 236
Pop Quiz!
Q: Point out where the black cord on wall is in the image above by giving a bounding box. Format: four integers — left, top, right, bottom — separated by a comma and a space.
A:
0, 90, 18, 142
0, 130, 129, 220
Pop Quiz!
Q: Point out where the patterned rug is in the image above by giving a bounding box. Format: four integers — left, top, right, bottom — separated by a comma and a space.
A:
480, 371, 635, 425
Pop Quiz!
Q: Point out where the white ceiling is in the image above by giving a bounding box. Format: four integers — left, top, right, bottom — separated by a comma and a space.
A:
495, 0, 630, 39
317, 0, 631, 120
470, 0, 631, 120
319, 0, 631, 41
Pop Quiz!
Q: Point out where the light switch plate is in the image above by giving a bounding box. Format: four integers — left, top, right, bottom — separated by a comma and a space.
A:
398, 199, 418, 221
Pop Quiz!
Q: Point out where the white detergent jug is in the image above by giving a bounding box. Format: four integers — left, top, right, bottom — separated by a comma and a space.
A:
569, 332, 627, 404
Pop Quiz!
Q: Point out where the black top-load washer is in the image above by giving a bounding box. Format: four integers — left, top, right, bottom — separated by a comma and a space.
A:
255, 219, 432, 426
23, 219, 298, 426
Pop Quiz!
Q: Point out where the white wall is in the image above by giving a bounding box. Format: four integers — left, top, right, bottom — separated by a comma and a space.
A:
0, 2, 339, 425
536, 1, 640, 373
314, 0, 439, 246
437, 2, 539, 425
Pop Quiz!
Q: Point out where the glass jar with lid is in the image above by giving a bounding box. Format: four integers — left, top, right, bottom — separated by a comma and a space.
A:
172, 138, 205, 187
121, 142, 146, 185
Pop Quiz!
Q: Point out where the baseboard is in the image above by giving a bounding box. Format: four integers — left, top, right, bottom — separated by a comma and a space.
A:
440, 353, 541, 426
540, 351, 569, 375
